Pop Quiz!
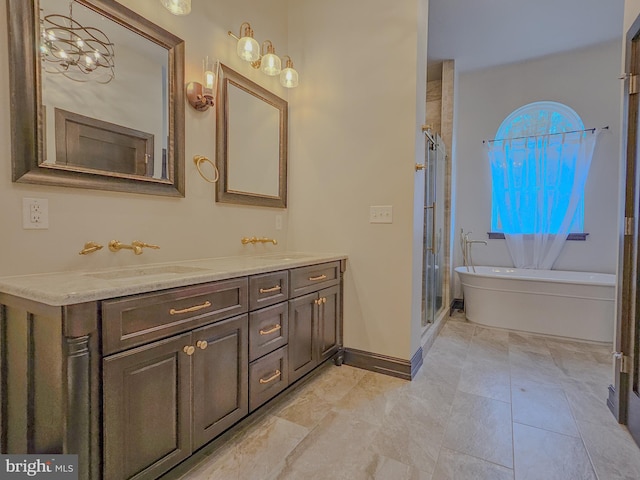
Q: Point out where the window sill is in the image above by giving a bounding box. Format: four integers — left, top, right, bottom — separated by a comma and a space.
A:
487, 232, 589, 241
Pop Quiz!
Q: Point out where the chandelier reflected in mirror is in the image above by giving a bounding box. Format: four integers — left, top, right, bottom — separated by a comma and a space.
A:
40, 1, 115, 83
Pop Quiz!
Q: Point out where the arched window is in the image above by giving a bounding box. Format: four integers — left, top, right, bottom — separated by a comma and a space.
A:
490, 101, 586, 234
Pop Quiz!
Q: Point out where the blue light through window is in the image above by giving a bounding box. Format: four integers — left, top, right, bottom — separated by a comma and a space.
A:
490, 101, 585, 234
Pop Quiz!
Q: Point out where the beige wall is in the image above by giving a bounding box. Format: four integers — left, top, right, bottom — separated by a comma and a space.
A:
1, 0, 429, 362
286, 0, 428, 360
0, 0, 291, 277
625, 0, 640, 32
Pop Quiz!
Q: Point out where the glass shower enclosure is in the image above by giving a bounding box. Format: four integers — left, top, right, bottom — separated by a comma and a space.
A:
422, 129, 447, 327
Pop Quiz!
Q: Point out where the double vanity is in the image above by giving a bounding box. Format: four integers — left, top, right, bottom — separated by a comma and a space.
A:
0, 253, 346, 479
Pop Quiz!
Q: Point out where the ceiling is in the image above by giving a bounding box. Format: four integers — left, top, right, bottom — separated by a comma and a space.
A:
427, 0, 625, 78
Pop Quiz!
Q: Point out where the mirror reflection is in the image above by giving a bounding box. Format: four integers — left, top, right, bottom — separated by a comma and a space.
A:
40, 0, 169, 180
7, 0, 185, 196
216, 64, 288, 208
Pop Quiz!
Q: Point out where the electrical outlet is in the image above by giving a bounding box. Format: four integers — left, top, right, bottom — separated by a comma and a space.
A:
370, 205, 393, 224
23, 198, 49, 229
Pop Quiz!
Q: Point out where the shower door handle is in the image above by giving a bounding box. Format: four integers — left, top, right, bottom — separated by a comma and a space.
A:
425, 203, 436, 253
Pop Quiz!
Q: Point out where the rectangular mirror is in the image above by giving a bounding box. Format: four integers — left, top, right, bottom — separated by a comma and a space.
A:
216, 64, 287, 208
7, 0, 185, 196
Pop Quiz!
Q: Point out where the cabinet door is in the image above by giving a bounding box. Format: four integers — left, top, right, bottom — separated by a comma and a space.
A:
103, 332, 192, 480
192, 314, 248, 449
318, 285, 341, 363
288, 292, 318, 383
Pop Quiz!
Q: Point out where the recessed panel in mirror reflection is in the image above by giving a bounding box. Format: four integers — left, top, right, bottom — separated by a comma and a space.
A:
40, 0, 169, 180
227, 84, 280, 197
6, 0, 185, 196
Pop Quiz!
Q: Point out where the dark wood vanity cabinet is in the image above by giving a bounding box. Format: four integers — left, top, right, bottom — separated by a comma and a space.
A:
103, 333, 193, 480
288, 263, 342, 384
0, 259, 344, 480
103, 313, 249, 480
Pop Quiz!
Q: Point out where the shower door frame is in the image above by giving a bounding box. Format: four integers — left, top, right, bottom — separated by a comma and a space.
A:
613, 12, 640, 449
421, 129, 446, 328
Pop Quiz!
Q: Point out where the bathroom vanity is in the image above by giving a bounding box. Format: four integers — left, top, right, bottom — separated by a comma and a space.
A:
0, 253, 346, 479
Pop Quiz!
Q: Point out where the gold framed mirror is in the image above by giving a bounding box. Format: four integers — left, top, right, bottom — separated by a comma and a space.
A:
216, 63, 287, 208
7, 0, 185, 196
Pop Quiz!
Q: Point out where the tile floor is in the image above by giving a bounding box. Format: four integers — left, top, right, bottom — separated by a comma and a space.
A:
162, 314, 640, 480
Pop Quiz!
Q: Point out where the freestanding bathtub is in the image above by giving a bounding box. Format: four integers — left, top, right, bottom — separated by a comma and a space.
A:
455, 266, 616, 343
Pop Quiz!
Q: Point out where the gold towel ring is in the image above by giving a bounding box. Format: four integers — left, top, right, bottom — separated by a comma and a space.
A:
194, 155, 219, 183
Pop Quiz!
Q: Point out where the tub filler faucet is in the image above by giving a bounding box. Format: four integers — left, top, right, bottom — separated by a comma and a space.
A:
460, 229, 487, 272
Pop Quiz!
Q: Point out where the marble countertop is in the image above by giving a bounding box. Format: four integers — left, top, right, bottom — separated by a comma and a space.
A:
0, 252, 347, 306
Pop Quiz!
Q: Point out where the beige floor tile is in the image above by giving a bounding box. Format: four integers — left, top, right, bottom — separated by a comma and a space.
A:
511, 380, 579, 437
508, 332, 551, 355
509, 349, 564, 386
331, 371, 407, 427
432, 447, 514, 480
561, 377, 621, 429
577, 419, 640, 480
513, 423, 596, 480
370, 390, 449, 474
174, 414, 308, 480
273, 386, 335, 429
273, 411, 381, 480
548, 347, 612, 385
443, 391, 513, 468
466, 327, 510, 364
458, 356, 511, 402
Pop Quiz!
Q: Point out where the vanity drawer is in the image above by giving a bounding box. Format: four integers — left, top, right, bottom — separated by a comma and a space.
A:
290, 261, 340, 297
103, 277, 248, 355
249, 302, 289, 362
249, 270, 289, 311
249, 346, 289, 412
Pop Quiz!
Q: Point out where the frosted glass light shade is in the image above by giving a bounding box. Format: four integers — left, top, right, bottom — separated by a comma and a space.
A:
237, 36, 260, 62
160, 0, 191, 15
261, 53, 281, 76
280, 67, 299, 88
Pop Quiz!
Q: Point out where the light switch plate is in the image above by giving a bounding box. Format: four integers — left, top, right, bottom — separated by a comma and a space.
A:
370, 205, 393, 224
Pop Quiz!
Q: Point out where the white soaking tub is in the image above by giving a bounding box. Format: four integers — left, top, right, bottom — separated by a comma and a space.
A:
455, 266, 615, 342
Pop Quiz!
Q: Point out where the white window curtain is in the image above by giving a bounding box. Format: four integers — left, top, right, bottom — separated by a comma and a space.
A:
487, 129, 601, 269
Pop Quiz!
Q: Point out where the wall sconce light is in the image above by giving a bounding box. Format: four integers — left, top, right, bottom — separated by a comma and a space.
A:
228, 23, 299, 88
186, 57, 217, 111
160, 0, 191, 15
254, 40, 281, 76
280, 55, 298, 88
230, 22, 260, 62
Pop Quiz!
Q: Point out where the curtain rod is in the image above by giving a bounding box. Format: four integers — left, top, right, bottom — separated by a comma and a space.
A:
482, 125, 609, 144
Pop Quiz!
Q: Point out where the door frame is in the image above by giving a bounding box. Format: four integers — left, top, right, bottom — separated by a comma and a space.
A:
611, 12, 640, 424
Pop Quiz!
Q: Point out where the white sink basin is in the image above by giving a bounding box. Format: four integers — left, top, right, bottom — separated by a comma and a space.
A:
86, 265, 209, 281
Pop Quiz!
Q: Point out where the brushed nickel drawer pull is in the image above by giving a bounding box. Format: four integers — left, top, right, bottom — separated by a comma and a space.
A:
308, 274, 327, 281
259, 324, 282, 335
259, 285, 282, 294
169, 301, 212, 315
259, 369, 281, 384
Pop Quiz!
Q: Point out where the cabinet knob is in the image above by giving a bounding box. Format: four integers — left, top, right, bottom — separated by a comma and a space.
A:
196, 340, 208, 350
322, 297, 327, 304
314, 299, 320, 305
183, 345, 195, 356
